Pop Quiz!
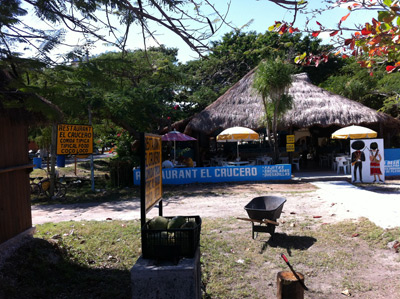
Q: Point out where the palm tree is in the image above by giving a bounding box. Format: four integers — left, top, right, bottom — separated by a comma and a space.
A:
253, 57, 294, 163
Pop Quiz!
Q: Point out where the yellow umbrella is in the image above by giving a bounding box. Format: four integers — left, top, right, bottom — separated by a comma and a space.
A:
331, 125, 377, 139
217, 127, 259, 160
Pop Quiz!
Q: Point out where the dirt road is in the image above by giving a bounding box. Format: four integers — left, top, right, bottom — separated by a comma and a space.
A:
32, 180, 400, 229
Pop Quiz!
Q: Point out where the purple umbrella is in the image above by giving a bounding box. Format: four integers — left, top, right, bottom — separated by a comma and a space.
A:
162, 129, 196, 163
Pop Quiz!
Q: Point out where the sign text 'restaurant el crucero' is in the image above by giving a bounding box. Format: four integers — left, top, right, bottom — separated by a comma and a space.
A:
134, 164, 291, 185
57, 124, 93, 155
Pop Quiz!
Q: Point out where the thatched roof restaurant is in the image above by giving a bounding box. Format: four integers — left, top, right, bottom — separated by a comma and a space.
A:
178, 69, 400, 166
184, 70, 400, 138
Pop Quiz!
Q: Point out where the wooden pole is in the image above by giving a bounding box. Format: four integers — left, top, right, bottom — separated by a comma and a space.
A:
277, 271, 304, 299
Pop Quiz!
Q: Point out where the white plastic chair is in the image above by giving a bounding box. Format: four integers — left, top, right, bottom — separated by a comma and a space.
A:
336, 157, 348, 174
332, 157, 337, 170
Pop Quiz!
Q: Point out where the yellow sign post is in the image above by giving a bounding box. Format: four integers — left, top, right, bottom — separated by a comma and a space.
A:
144, 135, 162, 213
57, 124, 93, 155
286, 135, 295, 144
286, 135, 295, 152
140, 133, 163, 227
286, 143, 295, 152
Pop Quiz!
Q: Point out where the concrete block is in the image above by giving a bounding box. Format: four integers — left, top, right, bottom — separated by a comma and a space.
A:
131, 248, 201, 299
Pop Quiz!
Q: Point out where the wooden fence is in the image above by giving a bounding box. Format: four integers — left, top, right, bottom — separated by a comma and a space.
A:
0, 111, 32, 245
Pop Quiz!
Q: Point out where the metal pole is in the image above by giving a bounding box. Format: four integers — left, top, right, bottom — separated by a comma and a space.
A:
86, 49, 95, 192
89, 106, 95, 192
140, 133, 146, 228
49, 122, 58, 197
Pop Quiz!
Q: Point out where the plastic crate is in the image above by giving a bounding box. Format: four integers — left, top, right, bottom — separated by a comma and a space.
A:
141, 216, 201, 260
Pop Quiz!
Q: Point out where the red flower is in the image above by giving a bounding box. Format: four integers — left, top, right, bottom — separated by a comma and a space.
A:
386, 65, 396, 73
312, 31, 320, 37
361, 28, 372, 35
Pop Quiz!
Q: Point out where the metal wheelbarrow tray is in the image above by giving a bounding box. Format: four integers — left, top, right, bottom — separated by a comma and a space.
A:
239, 196, 286, 239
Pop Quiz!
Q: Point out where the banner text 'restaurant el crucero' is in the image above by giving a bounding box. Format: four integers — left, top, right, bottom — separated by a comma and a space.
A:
133, 165, 292, 185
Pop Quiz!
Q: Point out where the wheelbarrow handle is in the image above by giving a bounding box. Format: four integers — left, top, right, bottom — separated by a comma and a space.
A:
236, 217, 279, 226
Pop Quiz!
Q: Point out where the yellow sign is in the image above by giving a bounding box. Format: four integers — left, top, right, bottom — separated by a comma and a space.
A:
145, 135, 162, 212
57, 124, 93, 155
286, 143, 295, 152
286, 135, 295, 144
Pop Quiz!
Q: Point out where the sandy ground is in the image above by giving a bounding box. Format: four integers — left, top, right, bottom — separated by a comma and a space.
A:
31, 180, 400, 229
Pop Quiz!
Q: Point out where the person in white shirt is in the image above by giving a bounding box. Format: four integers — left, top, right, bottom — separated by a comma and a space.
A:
162, 159, 174, 168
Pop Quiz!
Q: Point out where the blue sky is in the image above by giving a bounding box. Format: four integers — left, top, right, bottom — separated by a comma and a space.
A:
20, 1, 379, 63
117, 0, 379, 62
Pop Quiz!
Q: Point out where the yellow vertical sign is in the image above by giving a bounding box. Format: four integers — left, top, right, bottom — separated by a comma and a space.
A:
286, 144, 295, 152
286, 135, 295, 144
286, 134, 295, 152
145, 135, 162, 212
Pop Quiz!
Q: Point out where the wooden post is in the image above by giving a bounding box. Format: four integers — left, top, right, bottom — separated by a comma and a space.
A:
277, 271, 304, 299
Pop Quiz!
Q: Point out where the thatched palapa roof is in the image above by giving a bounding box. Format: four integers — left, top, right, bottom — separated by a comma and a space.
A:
184, 70, 400, 135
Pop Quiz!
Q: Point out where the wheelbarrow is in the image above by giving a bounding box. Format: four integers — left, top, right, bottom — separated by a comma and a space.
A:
238, 196, 286, 239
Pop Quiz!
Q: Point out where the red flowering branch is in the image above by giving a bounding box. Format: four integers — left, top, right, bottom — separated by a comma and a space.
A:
268, 0, 400, 73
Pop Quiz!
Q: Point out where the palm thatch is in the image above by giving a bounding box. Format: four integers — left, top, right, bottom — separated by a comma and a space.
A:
184, 69, 400, 135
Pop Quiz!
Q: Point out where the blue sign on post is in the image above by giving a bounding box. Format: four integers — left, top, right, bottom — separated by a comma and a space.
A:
134, 165, 291, 185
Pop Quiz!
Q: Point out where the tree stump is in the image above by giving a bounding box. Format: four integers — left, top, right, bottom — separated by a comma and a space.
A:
277, 271, 304, 299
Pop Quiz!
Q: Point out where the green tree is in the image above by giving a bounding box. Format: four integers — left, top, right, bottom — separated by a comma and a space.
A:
376, 72, 400, 118
179, 30, 329, 114
319, 59, 387, 109
26, 46, 181, 137
319, 57, 400, 117
253, 57, 294, 162
89, 47, 182, 135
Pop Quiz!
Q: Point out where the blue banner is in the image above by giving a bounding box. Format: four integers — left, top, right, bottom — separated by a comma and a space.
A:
133, 165, 292, 185
385, 160, 400, 176
384, 148, 400, 161
384, 148, 400, 176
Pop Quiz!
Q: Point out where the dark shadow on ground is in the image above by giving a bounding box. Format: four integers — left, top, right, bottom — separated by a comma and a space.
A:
0, 238, 131, 299
357, 180, 400, 194
259, 233, 317, 256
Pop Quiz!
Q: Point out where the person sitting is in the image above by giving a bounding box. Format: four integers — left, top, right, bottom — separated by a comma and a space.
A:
184, 157, 194, 167
162, 159, 174, 168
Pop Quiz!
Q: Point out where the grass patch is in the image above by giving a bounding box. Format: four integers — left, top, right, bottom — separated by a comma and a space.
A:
1, 218, 400, 298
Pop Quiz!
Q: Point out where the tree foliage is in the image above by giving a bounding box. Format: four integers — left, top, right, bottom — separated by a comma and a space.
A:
320, 58, 400, 118
179, 30, 329, 113
253, 57, 294, 162
267, 0, 400, 74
